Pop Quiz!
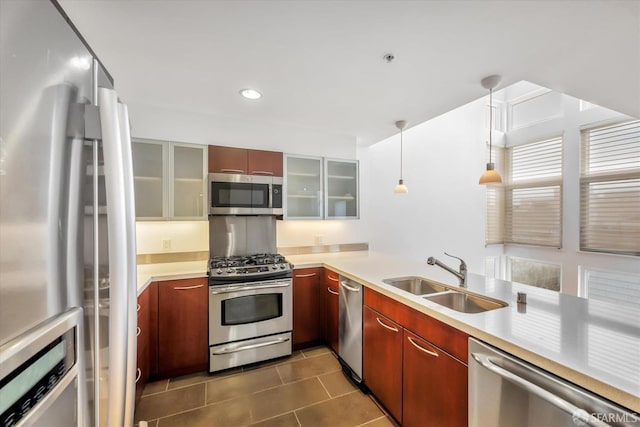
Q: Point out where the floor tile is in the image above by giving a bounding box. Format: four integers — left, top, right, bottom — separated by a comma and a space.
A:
318, 370, 358, 397
155, 397, 253, 427
134, 383, 205, 422
357, 415, 397, 427
277, 353, 341, 383
244, 377, 329, 421
247, 412, 300, 427
242, 351, 305, 371
142, 379, 168, 396
168, 368, 241, 390
301, 345, 331, 358
295, 390, 384, 427
206, 366, 282, 404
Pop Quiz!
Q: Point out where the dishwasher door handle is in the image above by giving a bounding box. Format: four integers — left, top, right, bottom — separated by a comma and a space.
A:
340, 281, 361, 292
471, 352, 610, 427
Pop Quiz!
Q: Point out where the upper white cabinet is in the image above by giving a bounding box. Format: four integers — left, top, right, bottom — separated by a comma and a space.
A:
133, 139, 207, 220
284, 154, 359, 220
325, 158, 358, 219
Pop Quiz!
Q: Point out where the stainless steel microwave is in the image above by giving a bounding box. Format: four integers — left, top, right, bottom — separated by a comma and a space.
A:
209, 173, 283, 215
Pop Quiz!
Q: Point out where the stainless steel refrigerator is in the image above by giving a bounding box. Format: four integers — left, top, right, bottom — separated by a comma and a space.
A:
0, 1, 137, 426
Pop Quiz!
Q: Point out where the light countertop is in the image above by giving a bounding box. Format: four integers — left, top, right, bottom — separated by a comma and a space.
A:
287, 251, 640, 413
136, 250, 640, 412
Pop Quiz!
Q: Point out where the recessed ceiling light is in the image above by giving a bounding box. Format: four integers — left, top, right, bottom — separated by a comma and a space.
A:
240, 88, 262, 100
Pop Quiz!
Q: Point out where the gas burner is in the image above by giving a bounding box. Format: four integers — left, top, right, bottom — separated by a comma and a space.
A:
208, 253, 291, 283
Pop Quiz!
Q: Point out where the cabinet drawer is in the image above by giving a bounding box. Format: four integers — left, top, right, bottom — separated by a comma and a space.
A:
364, 288, 468, 362
324, 269, 340, 291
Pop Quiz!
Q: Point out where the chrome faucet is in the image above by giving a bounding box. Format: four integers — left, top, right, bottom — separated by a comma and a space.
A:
427, 252, 467, 287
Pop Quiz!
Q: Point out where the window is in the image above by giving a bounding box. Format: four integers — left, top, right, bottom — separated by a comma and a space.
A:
580, 120, 640, 255
487, 137, 563, 247
580, 267, 640, 309
509, 256, 561, 291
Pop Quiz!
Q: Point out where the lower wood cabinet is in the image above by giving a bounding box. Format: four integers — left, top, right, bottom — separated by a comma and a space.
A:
157, 277, 208, 378
323, 269, 340, 353
363, 306, 403, 423
403, 330, 467, 427
135, 281, 157, 402
292, 268, 322, 349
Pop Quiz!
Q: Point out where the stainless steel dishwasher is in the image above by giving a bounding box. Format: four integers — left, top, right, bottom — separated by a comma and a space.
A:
469, 338, 639, 427
338, 275, 363, 385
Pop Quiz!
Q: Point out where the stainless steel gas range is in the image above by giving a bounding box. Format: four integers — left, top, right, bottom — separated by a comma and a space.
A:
207, 253, 293, 372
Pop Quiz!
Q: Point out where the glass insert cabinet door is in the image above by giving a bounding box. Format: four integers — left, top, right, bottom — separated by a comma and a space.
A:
285, 155, 323, 219
171, 144, 207, 219
325, 159, 358, 219
132, 140, 167, 219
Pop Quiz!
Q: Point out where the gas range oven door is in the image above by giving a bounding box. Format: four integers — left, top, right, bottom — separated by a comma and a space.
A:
209, 279, 292, 346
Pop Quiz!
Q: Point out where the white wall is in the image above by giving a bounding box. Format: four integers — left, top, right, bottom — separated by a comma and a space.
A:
362, 97, 503, 275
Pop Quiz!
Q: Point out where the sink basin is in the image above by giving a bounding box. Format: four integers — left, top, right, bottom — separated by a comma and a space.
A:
382, 276, 450, 295
423, 292, 507, 314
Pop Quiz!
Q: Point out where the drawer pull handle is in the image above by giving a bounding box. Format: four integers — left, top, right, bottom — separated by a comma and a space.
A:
376, 317, 398, 332
135, 368, 142, 383
173, 284, 204, 290
136, 303, 141, 312
136, 327, 141, 337
252, 171, 274, 175
327, 287, 339, 296
220, 168, 245, 173
327, 275, 339, 282
407, 336, 438, 357
295, 273, 317, 278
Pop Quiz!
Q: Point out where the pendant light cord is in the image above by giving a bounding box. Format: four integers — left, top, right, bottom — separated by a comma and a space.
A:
400, 128, 404, 180
489, 88, 493, 164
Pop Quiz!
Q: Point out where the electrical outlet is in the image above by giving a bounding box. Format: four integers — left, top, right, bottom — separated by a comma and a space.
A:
162, 239, 171, 250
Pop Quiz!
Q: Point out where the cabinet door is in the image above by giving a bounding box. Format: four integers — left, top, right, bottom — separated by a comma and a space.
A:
403, 330, 468, 427
325, 159, 358, 219
208, 145, 248, 174
135, 286, 150, 402
171, 144, 207, 219
292, 268, 322, 348
158, 278, 208, 378
132, 140, 168, 219
363, 307, 403, 423
323, 270, 340, 353
285, 155, 323, 219
248, 149, 283, 177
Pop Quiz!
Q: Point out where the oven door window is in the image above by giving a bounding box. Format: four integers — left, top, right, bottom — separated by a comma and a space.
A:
221, 293, 283, 325
251, 183, 270, 209
211, 182, 253, 208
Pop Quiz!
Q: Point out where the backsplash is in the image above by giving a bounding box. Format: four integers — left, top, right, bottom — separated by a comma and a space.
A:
136, 221, 209, 254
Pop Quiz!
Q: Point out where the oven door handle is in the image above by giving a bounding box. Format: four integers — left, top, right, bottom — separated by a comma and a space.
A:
211, 336, 290, 355
210, 282, 290, 294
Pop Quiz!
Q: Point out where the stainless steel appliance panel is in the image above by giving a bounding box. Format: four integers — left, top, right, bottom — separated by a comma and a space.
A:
208, 279, 292, 345
469, 338, 639, 427
338, 276, 363, 381
209, 216, 276, 257
209, 332, 291, 372
208, 173, 283, 215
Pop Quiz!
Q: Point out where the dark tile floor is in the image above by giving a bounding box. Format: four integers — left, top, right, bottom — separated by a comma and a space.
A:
135, 346, 395, 427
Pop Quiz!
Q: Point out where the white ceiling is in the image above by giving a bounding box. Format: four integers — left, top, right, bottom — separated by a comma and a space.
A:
58, 0, 640, 146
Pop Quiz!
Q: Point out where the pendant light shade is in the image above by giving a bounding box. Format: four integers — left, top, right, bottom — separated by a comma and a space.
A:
479, 75, 502, 185
394, 120, 408, 193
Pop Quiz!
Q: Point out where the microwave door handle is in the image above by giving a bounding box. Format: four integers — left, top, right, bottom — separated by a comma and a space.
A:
210, 282, 290, 294
470, 353, 610, 427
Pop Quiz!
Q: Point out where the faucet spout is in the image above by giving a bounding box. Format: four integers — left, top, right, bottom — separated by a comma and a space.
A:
426, 253, 467, 287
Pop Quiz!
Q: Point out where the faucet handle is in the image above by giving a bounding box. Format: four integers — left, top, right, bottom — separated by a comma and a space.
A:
444, 252, 466, 268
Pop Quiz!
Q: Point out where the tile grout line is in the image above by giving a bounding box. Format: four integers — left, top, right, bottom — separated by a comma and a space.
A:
293, 410, 302, 427
316, 375, 332, 399
355, 415, 390, 427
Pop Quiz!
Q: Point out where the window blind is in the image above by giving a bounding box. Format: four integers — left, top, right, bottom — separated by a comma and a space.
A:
580, 120, 640, 255
504, 137, 563, 247
485, 144, 504, 245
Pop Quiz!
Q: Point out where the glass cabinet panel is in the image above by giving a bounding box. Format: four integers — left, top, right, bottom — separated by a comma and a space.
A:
132, 141, 166, 219
172, 144, 206, 219
285, 156, 323, 219
325, 159, 358, 219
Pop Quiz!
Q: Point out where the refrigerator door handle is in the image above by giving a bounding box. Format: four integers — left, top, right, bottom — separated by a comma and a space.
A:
99, 87, 137, 427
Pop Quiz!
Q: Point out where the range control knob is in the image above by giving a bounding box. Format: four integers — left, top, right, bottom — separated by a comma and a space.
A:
226, 268, 234, 274
279, 263, 286, 269
216, 269, 222, 275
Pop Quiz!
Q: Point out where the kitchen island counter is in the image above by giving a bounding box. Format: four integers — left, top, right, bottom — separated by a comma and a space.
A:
287, 251, 640, 413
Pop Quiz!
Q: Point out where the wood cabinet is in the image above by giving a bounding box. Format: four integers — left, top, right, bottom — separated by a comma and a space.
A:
363, 288, 468, 426
135, 282, 157, 402
132, 139, 207, 220
292, 268, 322, 349
322, 269, 340, 353
363, 306, 403, 422
157, 278, 208, 378
209, 145, 283, 176
403, 330, 467, 427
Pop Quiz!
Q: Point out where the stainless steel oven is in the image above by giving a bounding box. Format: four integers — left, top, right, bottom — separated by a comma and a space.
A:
209, 173, 283, 215
208, 253, 293, 372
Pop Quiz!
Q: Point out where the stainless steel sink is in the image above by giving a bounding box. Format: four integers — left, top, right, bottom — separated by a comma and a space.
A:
423, 292, 507, 314
382, 276, 450, 295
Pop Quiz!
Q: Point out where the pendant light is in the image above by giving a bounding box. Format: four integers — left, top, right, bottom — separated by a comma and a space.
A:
394, 120, 409, 193
478, 74, 503, 185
